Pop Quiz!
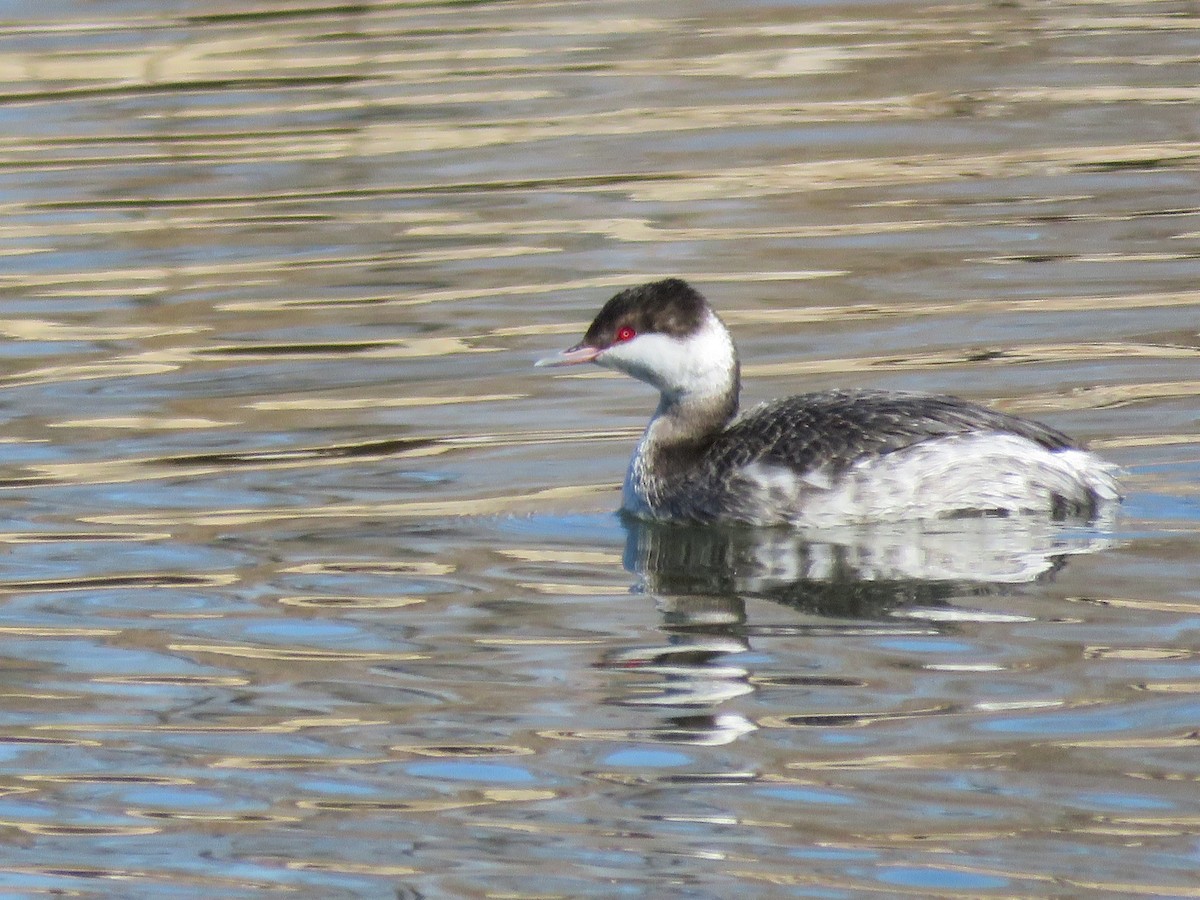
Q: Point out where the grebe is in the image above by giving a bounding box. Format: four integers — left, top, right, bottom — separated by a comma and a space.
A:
536, 279, 1120, 527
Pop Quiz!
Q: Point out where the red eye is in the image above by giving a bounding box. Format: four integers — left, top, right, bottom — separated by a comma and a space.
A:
616, 326, 636, 342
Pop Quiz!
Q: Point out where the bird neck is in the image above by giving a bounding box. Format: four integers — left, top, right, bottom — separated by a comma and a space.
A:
648, 369, 741, 449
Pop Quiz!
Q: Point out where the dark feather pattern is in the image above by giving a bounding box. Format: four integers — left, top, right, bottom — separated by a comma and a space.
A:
583, 279, 707, 348
714, 389, 1076, 473
642, 390, 1083, 523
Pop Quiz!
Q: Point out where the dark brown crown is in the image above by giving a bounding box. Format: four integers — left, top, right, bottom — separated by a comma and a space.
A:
582, 279, 709, 349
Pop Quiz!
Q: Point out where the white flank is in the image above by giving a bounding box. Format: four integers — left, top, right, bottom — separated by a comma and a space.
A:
739, 433, 1121, 527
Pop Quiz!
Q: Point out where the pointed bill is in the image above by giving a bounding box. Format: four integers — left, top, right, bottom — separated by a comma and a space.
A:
534, 342, 600, 367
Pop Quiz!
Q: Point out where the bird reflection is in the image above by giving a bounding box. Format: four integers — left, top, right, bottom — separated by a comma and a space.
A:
594, 515, 1116, 746
625, 513, 1116, 604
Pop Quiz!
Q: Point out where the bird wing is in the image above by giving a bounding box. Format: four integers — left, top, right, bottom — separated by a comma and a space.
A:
708, 390, 1077, 477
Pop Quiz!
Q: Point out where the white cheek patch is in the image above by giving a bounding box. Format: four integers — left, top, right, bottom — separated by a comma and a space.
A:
598, 332, 687, 391
598, 312, 735, 401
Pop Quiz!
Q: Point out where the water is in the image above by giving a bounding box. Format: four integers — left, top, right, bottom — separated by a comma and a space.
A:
0, 0, 1198, 895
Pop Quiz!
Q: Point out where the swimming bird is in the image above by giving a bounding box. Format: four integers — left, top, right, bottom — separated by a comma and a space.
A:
536, 278, 1121, 527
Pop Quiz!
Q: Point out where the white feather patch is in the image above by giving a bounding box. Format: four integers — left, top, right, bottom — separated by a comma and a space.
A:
598, 311, 735, 402
738, 433, 1120, 527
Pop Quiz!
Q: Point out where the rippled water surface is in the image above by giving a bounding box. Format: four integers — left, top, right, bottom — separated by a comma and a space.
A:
1, 0, 1199, 895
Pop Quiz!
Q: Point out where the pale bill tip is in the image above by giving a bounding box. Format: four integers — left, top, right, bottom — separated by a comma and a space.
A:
534, 345, 599, 368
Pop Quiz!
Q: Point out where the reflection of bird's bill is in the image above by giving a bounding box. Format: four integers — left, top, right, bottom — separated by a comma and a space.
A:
617, 680, 756, 708
606, 636, 750, 664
